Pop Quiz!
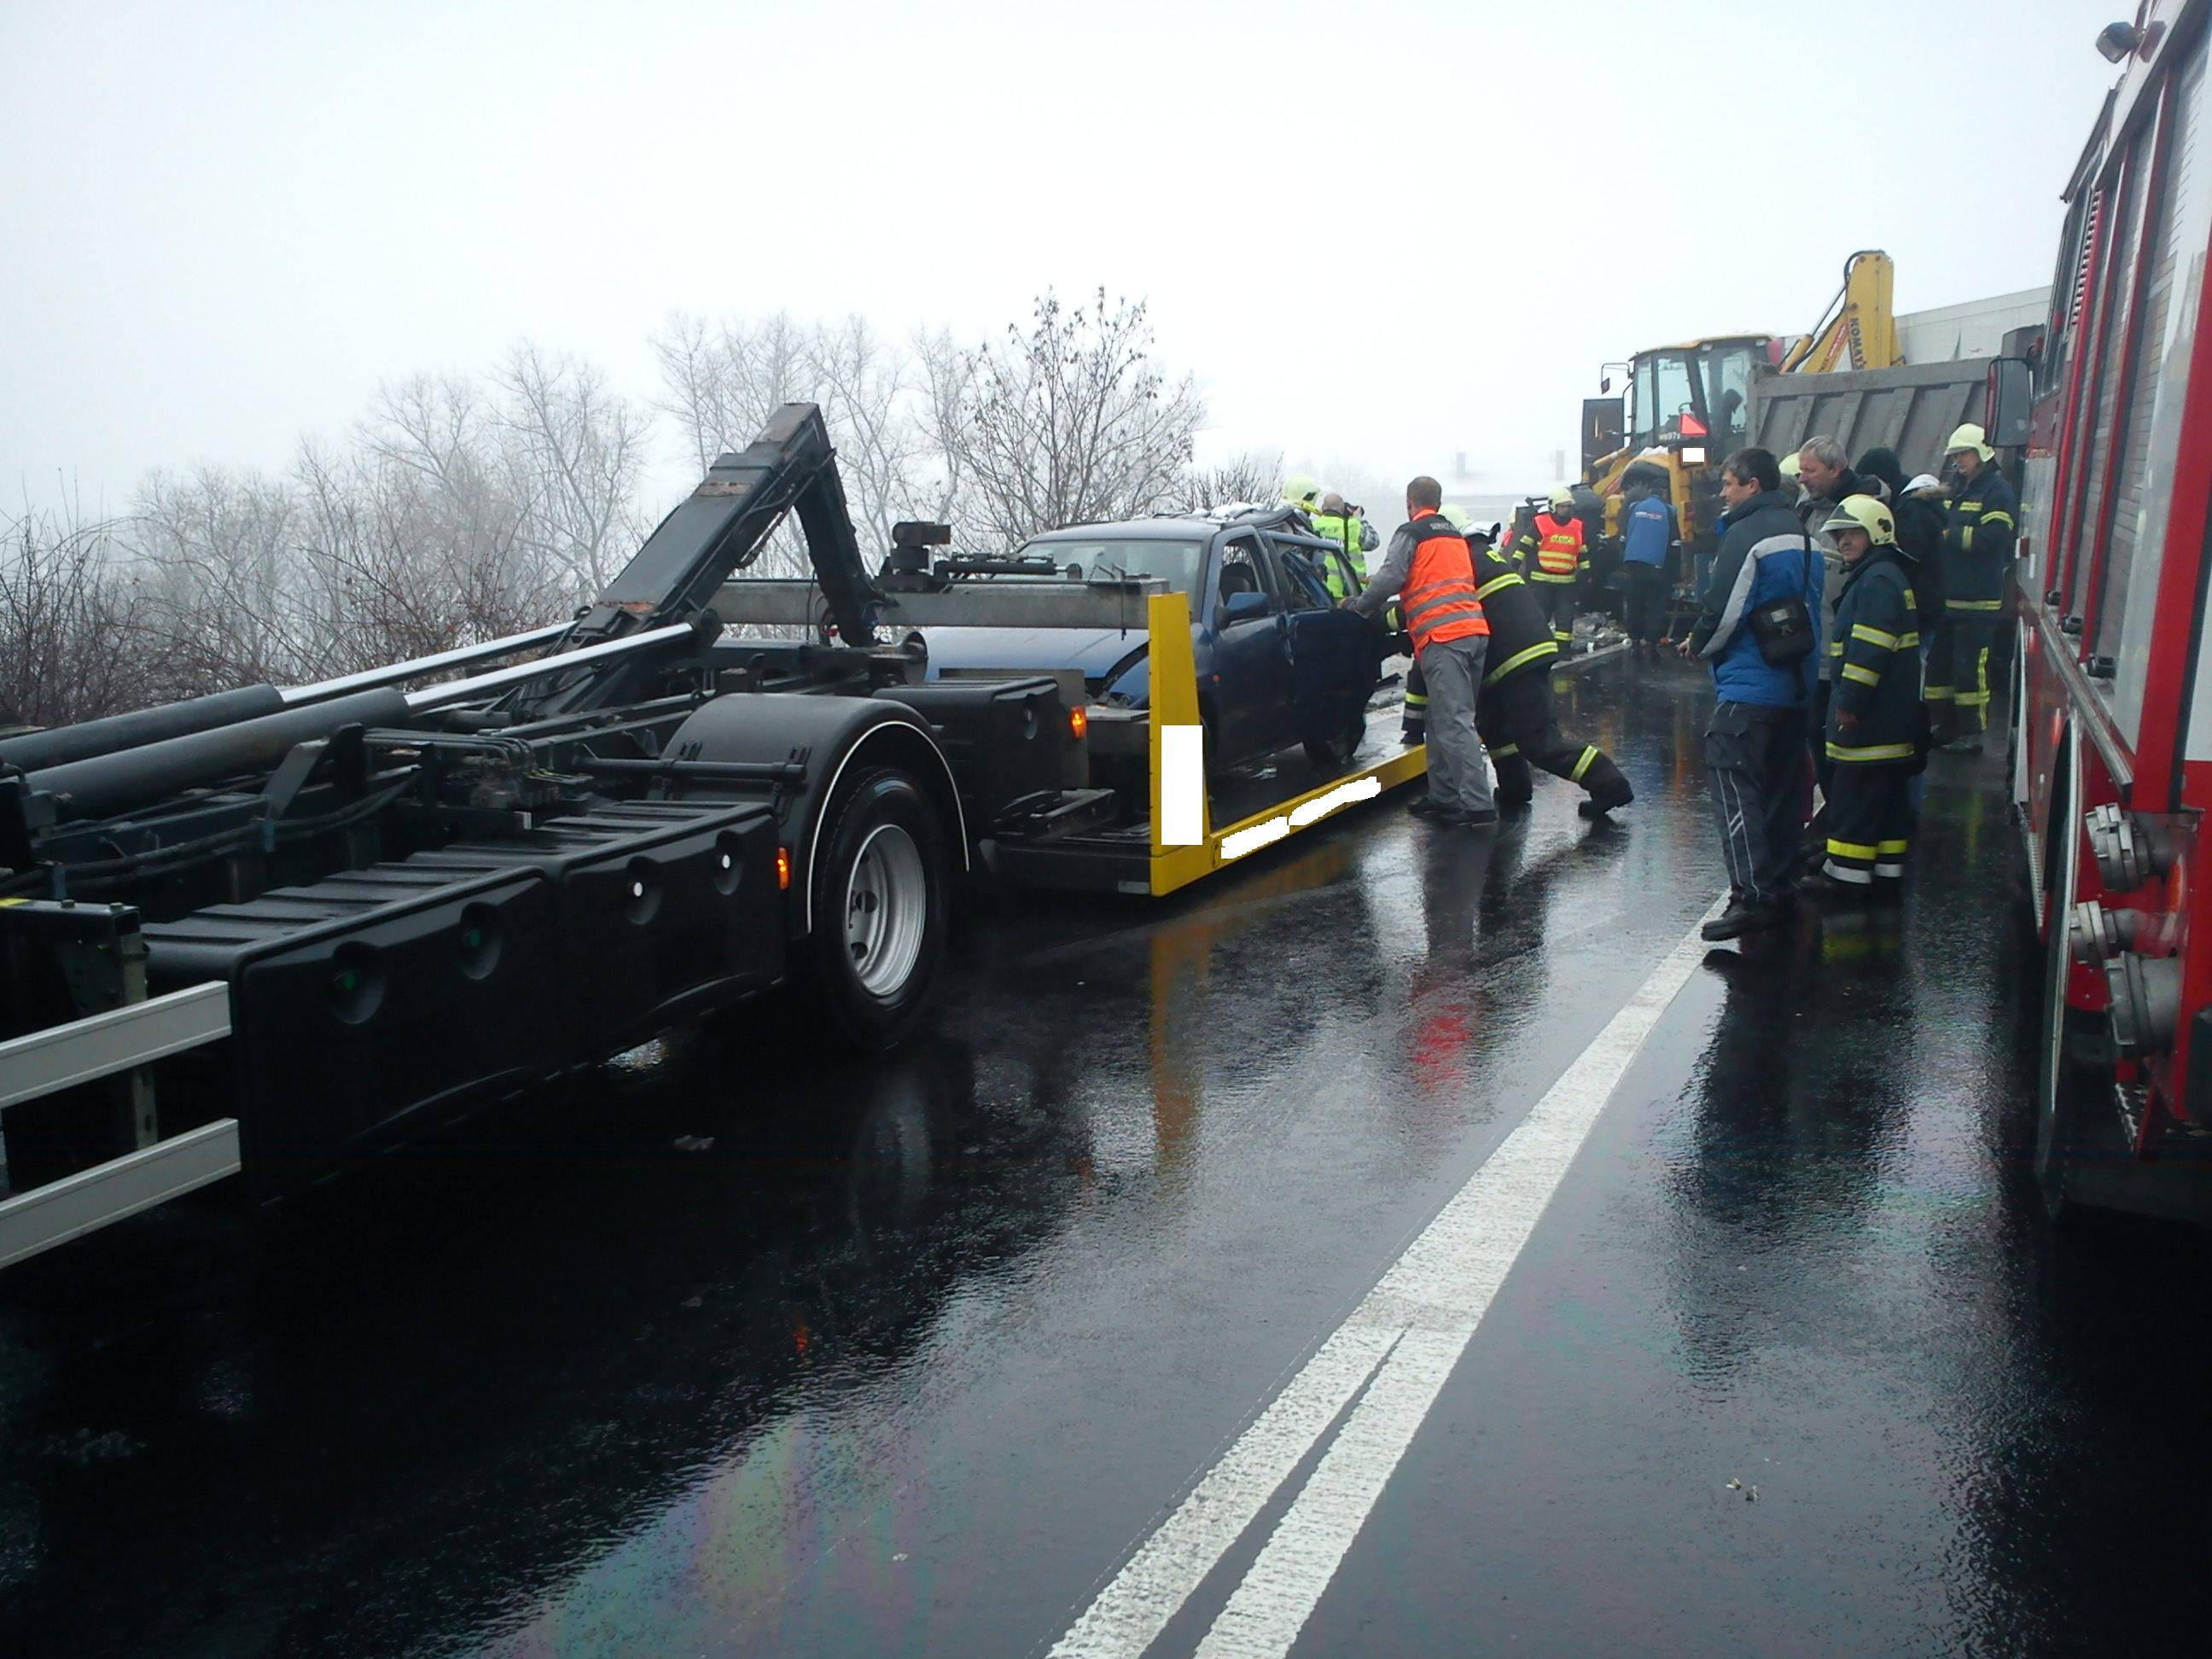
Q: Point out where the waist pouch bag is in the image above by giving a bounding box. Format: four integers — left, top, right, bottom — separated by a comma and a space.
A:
1748, 537, 1817, 666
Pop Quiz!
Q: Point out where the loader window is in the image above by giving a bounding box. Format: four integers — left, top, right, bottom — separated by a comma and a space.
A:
1697, 344, 1755, 452
1631, 352, 1696, 447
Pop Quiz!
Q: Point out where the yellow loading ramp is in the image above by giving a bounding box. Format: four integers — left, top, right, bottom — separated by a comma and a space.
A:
1138, 591, 1425, 896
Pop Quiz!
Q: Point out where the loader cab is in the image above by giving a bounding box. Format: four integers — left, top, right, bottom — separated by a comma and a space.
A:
1627, 336, 1770, 459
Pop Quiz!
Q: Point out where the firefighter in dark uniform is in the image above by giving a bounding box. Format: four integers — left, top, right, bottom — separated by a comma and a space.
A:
1806, 495, 1924, 893
1926, 422, 2017, 753
1440, 514, 1633, 816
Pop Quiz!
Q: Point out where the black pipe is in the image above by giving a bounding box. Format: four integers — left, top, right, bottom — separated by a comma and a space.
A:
572, 756, 807, 782
26, 688, 413, 822
0, 684, 287, 773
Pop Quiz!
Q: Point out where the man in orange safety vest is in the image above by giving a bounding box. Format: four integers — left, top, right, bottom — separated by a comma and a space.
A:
1346, 475, 1496, 827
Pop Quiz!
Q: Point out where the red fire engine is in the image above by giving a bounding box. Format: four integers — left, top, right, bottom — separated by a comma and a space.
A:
2014, 0, 2212, 1221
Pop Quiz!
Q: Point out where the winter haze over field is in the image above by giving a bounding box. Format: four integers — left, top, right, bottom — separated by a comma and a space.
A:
5, 0, 2105, 515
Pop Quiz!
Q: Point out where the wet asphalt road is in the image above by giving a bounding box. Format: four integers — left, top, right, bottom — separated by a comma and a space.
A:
5, 652, 2211, 1658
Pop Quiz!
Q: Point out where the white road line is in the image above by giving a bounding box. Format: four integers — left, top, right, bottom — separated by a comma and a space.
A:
1050, 904, 1723, 1659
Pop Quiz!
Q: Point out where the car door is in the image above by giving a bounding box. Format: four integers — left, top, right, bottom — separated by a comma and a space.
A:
1203, 532, 1295, 764
1272, 534, 1382, 754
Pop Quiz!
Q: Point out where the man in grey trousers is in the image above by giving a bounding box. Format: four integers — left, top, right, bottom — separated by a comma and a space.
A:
1347, 475, 1496, 826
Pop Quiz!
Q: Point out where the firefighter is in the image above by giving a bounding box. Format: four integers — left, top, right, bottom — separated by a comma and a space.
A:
1928, 422, 2017, 753
1347, 477, 1495, 825
1806, 495, 1923, 894
1282, 474, 1322, 514
1777, 449, 1806, 509
1511, 485, 1586, 654
1461, 515, 1633, 817
1308, 491, 1369, 600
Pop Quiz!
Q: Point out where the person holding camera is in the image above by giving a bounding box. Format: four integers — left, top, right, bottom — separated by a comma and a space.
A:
1679, 447, 1822, 940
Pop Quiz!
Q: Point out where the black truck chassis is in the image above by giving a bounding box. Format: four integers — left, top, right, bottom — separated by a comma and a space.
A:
0, 405, 1104, 1237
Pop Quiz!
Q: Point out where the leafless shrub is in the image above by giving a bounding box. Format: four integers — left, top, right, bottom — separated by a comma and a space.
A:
1176, 451, 1286, 513
0, 495, 154, 727
950, 288, 1205, 547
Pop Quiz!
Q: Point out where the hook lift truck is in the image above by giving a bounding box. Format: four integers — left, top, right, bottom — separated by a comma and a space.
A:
0, 403, 1132, 1267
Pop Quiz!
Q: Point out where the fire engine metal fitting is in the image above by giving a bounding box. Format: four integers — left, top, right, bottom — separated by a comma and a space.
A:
2069, 899, 2144, 966
2104, 952, 2183, 1059
2084, 803, 2174, 892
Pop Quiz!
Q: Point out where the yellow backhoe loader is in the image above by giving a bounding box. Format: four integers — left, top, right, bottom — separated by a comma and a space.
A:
1580, 252, 1901, 553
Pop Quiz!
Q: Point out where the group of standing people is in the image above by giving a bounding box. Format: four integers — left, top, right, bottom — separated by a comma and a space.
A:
1686, 426, 2017, 941
1299, 427, 2015, 931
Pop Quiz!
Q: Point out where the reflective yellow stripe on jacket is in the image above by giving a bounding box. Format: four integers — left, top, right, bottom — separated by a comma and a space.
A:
1825, 740, 1918, 763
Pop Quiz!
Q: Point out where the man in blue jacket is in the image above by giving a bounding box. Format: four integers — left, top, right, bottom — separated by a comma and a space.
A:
1680, 447, 1822, 941
1619, 463, 1674, 656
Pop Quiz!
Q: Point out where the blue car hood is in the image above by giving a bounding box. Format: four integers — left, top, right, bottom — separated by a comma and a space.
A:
919, 626, 1149, 690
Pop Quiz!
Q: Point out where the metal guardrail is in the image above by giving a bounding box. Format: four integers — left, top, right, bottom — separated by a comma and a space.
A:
0, 981, 239, 1269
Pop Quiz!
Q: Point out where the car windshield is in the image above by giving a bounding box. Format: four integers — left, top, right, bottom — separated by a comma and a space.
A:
1022, 538, 1205, 594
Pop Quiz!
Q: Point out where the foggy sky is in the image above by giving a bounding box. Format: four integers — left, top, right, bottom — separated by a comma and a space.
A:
3, 0, 2113, 515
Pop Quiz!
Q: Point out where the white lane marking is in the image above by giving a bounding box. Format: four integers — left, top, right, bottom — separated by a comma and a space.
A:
1195, 1328, 1462, 1659
1048, 1324, 1399, 1657
1050, 903, 1723, 1659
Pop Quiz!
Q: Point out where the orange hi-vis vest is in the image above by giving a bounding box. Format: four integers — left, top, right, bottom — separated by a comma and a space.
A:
1532, 512, 1584, 580
1401, 512, 1490, 654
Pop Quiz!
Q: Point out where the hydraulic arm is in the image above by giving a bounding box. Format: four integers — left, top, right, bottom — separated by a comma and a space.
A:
513, 404, 879, 719
1780, 250, 1903, 374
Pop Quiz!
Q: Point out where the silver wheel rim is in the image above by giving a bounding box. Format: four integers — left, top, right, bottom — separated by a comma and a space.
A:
845, 823, 928, 998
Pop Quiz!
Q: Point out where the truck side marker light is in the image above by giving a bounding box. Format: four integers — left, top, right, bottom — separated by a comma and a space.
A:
1221, 816, 1291, 862
1161, 725, 1206, 846
776, 847, 792, 890
1070, 705, 1089, 741
1289, 776, 1382, 830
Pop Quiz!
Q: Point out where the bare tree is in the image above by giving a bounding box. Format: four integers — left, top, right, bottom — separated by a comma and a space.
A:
810, 314, 928, 555
1176, 450, 1285, 512
112, 341, 649, 704
0, 496, 151, 727
131, 464, 311, 694
950, 288, 1204, 547
914, 324, 980, 533
488, 343, 651, 594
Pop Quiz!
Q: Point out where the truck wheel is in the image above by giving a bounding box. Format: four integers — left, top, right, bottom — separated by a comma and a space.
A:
801, 767, 948, 1051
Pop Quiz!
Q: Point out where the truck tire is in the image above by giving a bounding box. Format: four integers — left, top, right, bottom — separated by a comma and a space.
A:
800, 765, 948, 1051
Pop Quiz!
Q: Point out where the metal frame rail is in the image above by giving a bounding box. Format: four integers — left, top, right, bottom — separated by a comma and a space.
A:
0, 981, 236, 1268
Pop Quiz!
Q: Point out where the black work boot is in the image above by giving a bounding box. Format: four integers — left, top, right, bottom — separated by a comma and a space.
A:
1701, 895, 1790, 942
1406, 795, 1454, 818
1578, 776, 1635, 818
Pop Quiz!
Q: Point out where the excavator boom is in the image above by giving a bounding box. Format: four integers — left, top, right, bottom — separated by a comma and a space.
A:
1778, 250, 1903, 374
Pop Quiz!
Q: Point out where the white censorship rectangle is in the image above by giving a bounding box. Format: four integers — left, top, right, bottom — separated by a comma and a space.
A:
1160, 724, 1206, 845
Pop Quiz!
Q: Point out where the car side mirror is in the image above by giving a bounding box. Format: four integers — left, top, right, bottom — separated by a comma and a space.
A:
1220, 590, 1272, 625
